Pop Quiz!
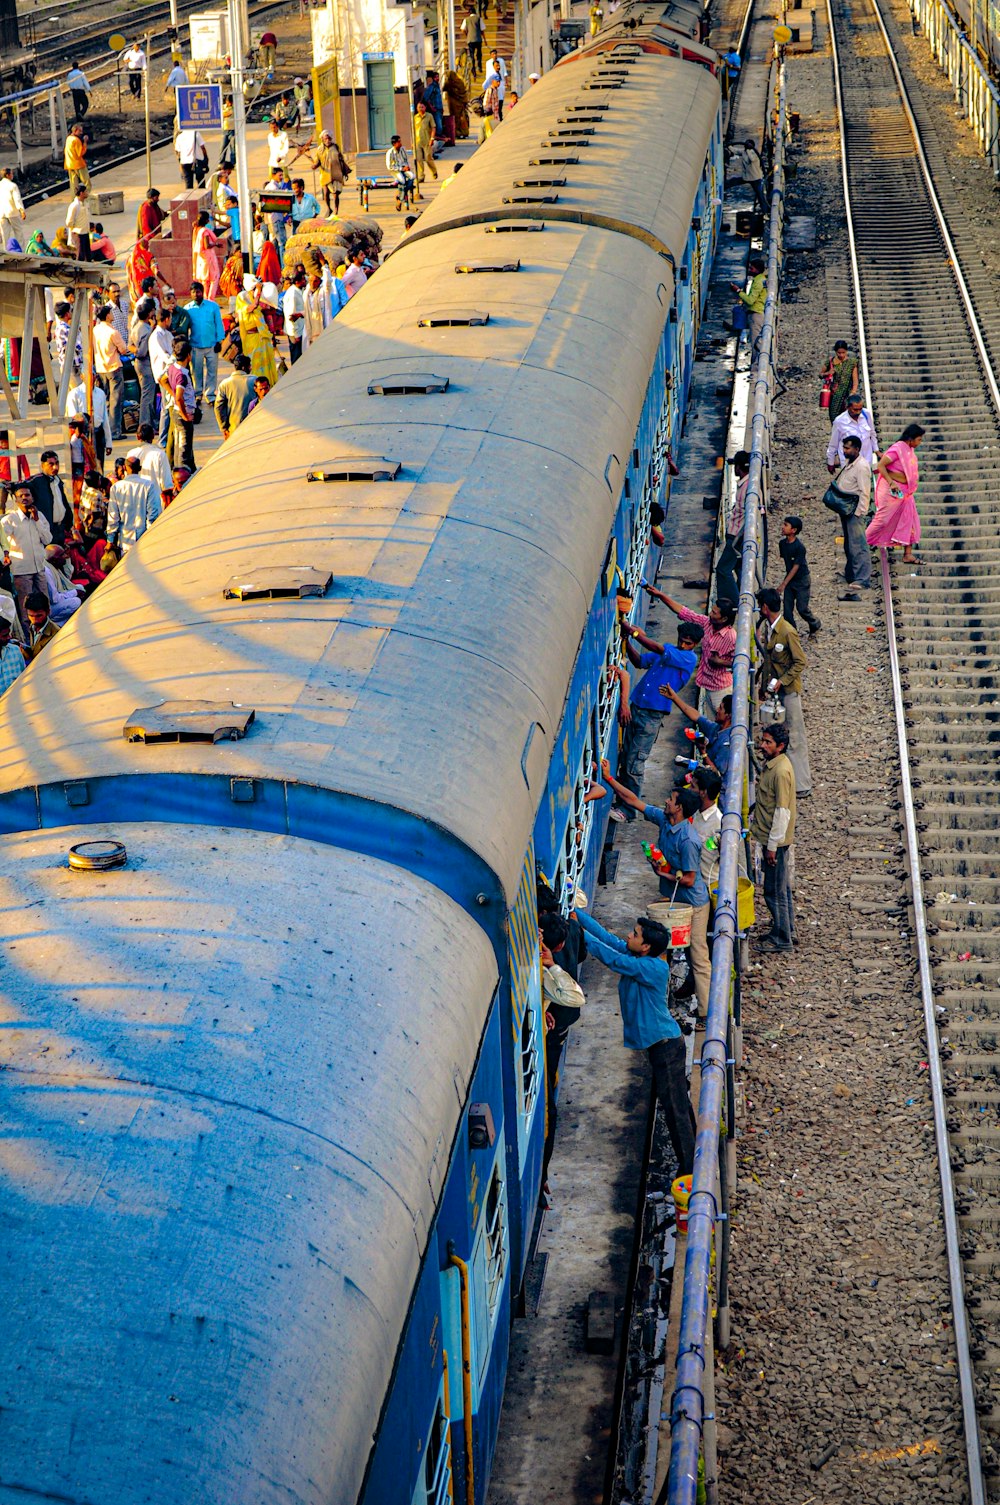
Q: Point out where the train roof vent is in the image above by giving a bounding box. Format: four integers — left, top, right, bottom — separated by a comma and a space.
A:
485, 220, 545, 233
541, 137, 592, 149
502, 192, 560, 205
584, 77, 624, 88
514, 175, 567, 188
123, 701, 256, 744
223, 566, 333, 601
306, 457, 401, 482
547, 125, 595, 137
528, 153, 579, 165
455, 259, 520, 273
562, 102, 610, 112
368, 372, 450, 395
418, 309, 490, 326
68, 839, 128, 872
557, 114, 604, 124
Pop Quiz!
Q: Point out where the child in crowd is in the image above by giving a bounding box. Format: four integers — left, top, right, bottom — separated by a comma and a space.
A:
778, 515, 820, 636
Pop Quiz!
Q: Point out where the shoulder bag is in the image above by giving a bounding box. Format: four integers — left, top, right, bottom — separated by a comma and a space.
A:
822, 462, 858, 520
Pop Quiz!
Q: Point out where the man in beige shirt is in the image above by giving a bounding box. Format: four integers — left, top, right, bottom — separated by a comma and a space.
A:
94, 303, 128, 440
65, 186, 91, 261
836, 432, 873, 600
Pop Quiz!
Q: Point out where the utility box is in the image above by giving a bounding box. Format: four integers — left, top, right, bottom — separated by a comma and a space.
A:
190, 10, 231, 63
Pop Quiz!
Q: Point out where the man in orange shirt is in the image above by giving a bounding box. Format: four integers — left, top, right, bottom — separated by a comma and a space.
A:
64, 126, 90, 198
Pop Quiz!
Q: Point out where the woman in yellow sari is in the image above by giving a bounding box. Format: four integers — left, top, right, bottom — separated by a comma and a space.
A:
235, 276, 278, 385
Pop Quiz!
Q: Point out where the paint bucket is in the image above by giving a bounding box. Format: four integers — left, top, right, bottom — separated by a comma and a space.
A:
672, 1173, 692, 1233
732, 302, 748, 331
646, 899, 693, 948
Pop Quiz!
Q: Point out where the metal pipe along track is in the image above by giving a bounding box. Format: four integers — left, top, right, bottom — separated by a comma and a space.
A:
828, 0, 1000, 1493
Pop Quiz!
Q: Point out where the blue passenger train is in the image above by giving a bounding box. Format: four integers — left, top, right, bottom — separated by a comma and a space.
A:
0, 21, 723, 1505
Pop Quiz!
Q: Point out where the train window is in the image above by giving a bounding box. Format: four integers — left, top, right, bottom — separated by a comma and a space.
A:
422, 1391, 453, 1505
520, 998, 540, 1122
484, 1161, 507, 1321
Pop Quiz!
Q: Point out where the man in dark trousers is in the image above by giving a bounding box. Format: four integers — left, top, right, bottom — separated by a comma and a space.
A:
778, 515, 820, 636
27, 451, 72, 546
576, 907, 695, 1175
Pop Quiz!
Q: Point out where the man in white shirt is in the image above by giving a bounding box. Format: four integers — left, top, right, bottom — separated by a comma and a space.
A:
343, 248, 367, 298
826, 391, 879, 468
149, 308, 177, 446
0, 168, 25, 247
107, 457, 162, 552
94, 303, 128, 439
835, 433, 874, 600
263, 167, 292, 261
126, 423, 172, 509
66, 374, 112, 464
66, 63, 92, 120
484, 50, 507, 115
174, 128, 208, 190
282, 269, 307, 364
0, 483, 52, 626
65, 186, 92, 261
267, 120, 290, 171
125, 43, 146, 98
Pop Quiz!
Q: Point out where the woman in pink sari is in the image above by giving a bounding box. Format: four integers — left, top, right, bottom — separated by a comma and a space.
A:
192, 211, 222, 300
866, 422, 925, 564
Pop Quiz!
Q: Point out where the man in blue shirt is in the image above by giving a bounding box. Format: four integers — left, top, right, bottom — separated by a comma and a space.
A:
600, 773, 713, 1018
184, 281, 226, 409
290, 177, 322, 228
613, 618, 701, 816
662, 685, 733, 777
577, 908, 695, 1174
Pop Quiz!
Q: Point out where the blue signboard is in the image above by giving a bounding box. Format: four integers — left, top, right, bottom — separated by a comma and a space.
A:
362, 50, 394, 60
177, 83, 223, 131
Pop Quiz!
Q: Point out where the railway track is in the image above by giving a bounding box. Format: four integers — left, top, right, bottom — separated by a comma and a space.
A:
829, 0, 1000, 1497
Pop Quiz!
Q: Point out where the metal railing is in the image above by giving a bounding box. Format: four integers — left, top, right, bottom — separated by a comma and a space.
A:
907, 0, 1000, 175
659, 63, 787, 1505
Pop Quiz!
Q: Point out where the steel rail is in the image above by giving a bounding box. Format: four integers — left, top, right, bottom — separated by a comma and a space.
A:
826, 0, 988, 1497
660, 63, 787, 1505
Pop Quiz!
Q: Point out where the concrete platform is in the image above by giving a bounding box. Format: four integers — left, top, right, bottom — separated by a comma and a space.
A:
8, 118, 474, 473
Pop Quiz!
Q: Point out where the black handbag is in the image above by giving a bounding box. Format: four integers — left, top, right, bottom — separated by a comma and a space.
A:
822, 464, 858, 520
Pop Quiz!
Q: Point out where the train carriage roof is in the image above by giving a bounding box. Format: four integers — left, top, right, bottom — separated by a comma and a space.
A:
0, 825, 497, 1505
0, 220, 679, 903
404, 50, 721, 267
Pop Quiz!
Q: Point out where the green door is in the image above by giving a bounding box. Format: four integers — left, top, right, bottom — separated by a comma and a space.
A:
365, 59, 395, 148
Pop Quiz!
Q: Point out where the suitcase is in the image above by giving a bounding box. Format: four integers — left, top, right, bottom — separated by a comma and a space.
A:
88, 190, 125, 216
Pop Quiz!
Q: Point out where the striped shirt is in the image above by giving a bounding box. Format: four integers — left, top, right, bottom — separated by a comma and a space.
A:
677, 604, 736, 692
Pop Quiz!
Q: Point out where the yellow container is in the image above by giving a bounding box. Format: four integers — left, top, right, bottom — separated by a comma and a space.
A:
710, 876, 756, 932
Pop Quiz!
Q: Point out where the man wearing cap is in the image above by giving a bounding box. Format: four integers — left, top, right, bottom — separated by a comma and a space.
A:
827, 390, 879, 468
293, 76, 312, 125
311, 131, 346, 218
528, 71, 540, 83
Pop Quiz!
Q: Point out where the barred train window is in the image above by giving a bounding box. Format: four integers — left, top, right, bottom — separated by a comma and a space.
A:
423, 1391, 452, 1505
520, 995, 540, 1121
484, 1161, 507, 1321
